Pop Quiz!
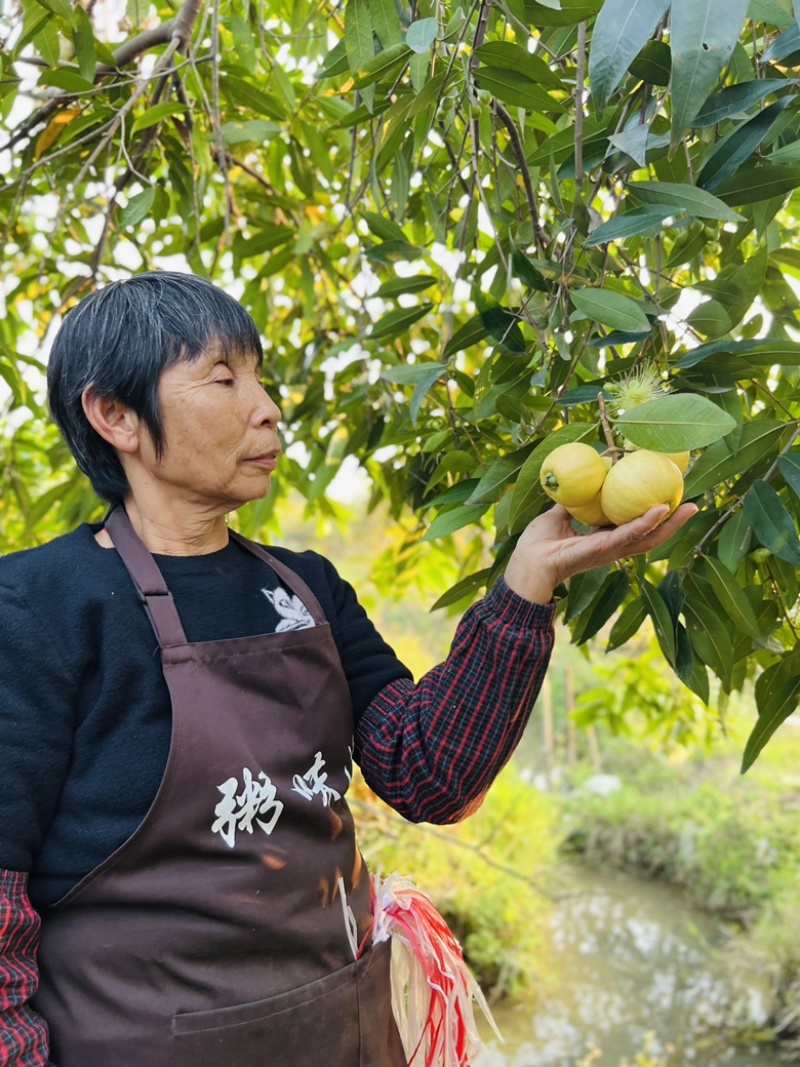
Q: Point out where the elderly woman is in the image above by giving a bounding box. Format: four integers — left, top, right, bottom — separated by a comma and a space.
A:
0, 272, 694, 1067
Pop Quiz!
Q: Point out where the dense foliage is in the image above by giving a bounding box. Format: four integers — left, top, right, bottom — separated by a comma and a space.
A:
1, 0, 799, 767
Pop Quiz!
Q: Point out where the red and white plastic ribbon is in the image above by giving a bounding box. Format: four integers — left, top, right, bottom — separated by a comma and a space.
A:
370, 872, 502, 1067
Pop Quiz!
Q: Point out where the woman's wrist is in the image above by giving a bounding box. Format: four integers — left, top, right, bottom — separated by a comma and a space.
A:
502, 556, 555, 605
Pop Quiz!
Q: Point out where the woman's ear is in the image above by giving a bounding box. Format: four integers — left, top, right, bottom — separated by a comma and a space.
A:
81, 388, 141, 454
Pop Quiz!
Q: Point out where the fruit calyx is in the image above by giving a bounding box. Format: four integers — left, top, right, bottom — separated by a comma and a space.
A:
539, 443, 608, 508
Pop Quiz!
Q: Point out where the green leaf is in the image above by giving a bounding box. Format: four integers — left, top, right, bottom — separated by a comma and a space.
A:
585, 206, 675, 246
15, 5, 49, 57
778, 453, 800, 498
369, 302, 433, 341
34, 20, 59, 65
481, 305, 526, 353
566, 566, 611, 622
606, 596, 647, 650
73, 6, 96, 83
714, 164, 800, 205
235, 226, 295, 258
37, 68, 95, 92
362, 211, 407, 242
381, 363, 444, 388
703, 554, 761, 637
410, 365, 448, 425
422, 502, 491, 541
743, 480, 800, 564
131, 102, 188, 135
375, 275, 438, 298
345, 0, 374, 77
694, 79, 793, 127
683, 419, 786, 497
742, 651, 800, 772
614, 394, 737, 451
767, 139, 800, 163
570, 287, 651, 332
628, 180, 744, 222
220, 75, 287, 120
406, 17, 438, 53
640, 578, 676, 665
698, 97, 794, 191
352, 42, 411, 88
466, 446, 536, 505
607, 122, 652, 166
683, 576, 734, 689
670, 0, 751, 145
673, 337, 800, 371
683, 298, 732, 339
317, 38, 350, 79
588, 0, 670, 111
32, 0, 74, 21
430, 569, 493, 611
370, 0, 402, 47
475, 42, 565, 88
0, 358, 30, 406
717, 508, 752, 572
442, 316, 490, 359
221, 119, 279, 146
762, 22, 800, 62
527, 0, 605, 24
511, 251, 550, 291
572, 571, 631, 645
473, 69, 564, 114
628, 39, 672, 85
119, 186, 156, 228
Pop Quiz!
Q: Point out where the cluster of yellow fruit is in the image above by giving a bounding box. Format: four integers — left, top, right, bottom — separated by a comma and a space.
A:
539, 442, 688, 527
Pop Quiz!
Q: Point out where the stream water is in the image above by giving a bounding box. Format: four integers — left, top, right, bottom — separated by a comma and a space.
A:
472, 865, 783, 1067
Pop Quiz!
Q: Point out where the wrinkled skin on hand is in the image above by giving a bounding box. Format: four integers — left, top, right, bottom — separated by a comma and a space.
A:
504, 502, 698, 605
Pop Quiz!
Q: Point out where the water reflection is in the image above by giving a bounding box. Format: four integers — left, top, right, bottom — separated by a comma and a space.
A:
474, 866, 778, 1067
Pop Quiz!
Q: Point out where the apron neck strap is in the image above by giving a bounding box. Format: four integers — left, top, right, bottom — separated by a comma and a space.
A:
105, 507, 188, 648
227, 530, 328, 627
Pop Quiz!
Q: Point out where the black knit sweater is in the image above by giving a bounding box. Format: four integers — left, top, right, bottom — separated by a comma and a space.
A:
0, 524, 411, 908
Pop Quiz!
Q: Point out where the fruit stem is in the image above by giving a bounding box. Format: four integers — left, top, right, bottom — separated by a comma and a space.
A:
597, 392, 617, 458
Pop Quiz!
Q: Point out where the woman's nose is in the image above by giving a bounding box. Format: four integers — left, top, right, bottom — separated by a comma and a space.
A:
254, 384, 282, 427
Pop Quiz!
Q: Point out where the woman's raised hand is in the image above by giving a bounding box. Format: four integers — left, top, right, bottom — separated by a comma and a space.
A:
503, 502, 698, 605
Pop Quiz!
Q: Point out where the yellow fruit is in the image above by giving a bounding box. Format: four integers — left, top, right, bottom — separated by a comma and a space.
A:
662, 451, 690, 474
600, 451, 684, 526
567, 494, 612, 527
623, 440, 690, 474
539, 443, 608, 508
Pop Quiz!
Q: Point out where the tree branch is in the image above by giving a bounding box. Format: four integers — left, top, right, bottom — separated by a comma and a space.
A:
574, 21, 587, 194
2, 0, 205, 152
493, 100, 547, 251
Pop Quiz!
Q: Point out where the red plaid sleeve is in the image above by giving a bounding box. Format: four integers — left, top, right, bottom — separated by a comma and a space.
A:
0, 870, 49, 1067
354, 577, 556, 824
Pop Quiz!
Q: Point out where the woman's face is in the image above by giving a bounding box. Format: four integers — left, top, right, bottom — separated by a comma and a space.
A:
135, 344, 282, 513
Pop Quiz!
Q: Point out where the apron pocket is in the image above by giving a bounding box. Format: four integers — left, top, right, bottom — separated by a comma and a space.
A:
169, 941, 406, 1067
170, 958, 361, 1067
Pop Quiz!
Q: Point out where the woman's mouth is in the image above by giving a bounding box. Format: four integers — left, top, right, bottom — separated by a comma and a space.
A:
246, 452, 279, 471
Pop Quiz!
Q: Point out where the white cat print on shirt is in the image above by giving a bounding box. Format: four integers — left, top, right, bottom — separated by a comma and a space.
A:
261, 585, 315, 632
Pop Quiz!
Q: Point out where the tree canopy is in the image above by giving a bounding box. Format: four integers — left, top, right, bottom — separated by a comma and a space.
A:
1, 0, 800, 769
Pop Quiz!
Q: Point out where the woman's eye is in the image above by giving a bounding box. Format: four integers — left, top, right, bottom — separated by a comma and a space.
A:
216, 377, 235, 386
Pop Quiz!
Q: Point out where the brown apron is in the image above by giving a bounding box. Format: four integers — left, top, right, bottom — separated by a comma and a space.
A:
33, 507, 406, 1067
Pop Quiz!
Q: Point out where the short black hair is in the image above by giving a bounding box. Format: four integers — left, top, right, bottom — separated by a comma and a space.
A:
47, 271, 263, 502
